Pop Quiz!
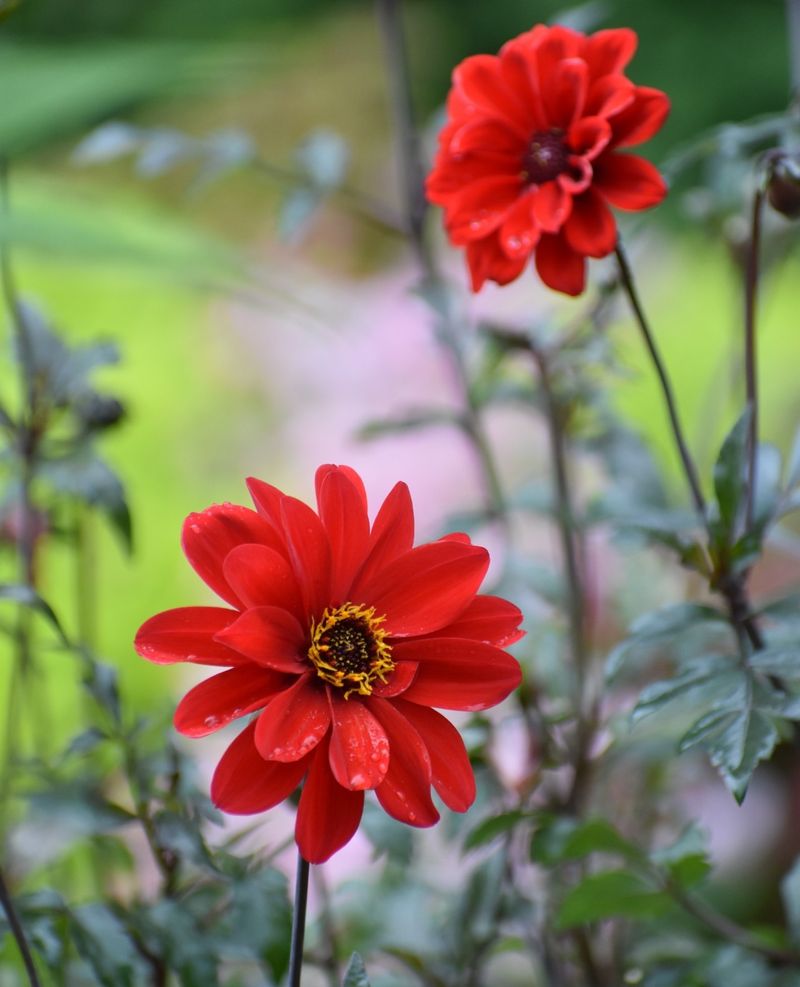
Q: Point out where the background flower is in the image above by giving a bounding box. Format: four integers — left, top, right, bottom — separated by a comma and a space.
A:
426, 24, 670, 295
135, 465, 523, 863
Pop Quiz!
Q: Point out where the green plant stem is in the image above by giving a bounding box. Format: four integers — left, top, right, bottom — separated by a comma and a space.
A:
374, 0, 507, 524
0, 866, 42, 987
615, 242, 708, 524
743, 187, 764, 532
788, 0, 800, 98
289, 853, 310, 987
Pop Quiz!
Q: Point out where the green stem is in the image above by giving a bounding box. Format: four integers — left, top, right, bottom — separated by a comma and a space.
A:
0, 866, 42, 987
743, 187, 764, 533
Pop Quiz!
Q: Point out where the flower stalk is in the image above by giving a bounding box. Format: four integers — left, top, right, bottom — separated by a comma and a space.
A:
0, 867, 42, 987
289, 853, 310, 987
743, 185, 764, 532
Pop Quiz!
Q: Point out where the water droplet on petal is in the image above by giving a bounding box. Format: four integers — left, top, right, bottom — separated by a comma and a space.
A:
203, 715, 219, 727
507, 236, 522, 250
190, 524, 202, 535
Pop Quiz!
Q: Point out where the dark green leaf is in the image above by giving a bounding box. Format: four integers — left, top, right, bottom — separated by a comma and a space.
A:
632, 658, 743, 724
143, 899, 219, 987
651, 826, 712, 887
713, 410, 750, 538
357, 408, 461, 440
222, 867, 292, 981
556, 870, 671, 928
70, 903, 149, 987
752, 443, 783, 532
342, 952, 371, 987
748, 647, 800, 679
81, 655, 122, 723
464, 810, 531, 851
559, 819, 642, 862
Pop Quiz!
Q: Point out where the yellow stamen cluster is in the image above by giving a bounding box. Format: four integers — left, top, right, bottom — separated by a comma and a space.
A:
307, 602, 394, 699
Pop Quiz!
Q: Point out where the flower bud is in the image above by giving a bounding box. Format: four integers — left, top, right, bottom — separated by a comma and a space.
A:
766, 151, 800, 219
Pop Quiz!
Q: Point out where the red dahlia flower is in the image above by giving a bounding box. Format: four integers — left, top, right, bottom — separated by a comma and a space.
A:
426, 24, 670, 296
135, 466, 523, 863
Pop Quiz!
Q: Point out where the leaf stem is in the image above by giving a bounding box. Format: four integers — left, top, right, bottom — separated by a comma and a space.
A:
614, 242, 707, 525
0, 866, 42, 987
743, 187, 764, 532
289, 853, 310, 987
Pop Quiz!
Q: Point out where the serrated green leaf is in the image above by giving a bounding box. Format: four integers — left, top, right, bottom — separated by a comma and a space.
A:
556, 870, 670, 928
748, 647, 800, 679
464, 810, 530, 851
221, 867, 292, 981
342, 952, 371, 987
632, 659, 743, 724
652, 826, 712, 888
70, 903, 148, 987
713, 410, 751, 538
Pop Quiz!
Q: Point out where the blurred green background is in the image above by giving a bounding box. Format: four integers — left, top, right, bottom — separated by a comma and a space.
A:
1, 0, 798, 730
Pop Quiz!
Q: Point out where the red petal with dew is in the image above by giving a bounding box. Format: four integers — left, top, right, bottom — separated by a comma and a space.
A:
499, 191, 539, 260
214, 606, 306, 672
223, 544, 303, 616
211, 721, 308, 814
135, 606, 243, 666
352, 481, 414, 591
465, 232, 527, 291
328, 693, 389, 790
532, 181, 571, 233
254, 675, 330, 762
394, 638, 522, 711
392, 699, 476, 812
429, 595, 525, 647
564, 187, 618, 258
246, 476, 288, 532
446, 175, 524, 243
182, 504, 284, 608
174, 664, 289, 737
280, 496, 332, 619
296, 737, 364, 863
371, 661, 418, 698
367, 542, 489, 637
370, 698, 439, 827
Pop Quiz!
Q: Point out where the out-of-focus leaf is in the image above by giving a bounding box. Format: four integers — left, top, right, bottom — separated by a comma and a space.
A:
606, 604, 727, 679
152, 810, 213, 870
713, 410, 750, 537
221, 867, 292, 981
342, 952, 371, 987
464, 810, 530, 852
556, 870, 670, 928
81, 654, 121, 723
781, 856, 800, 946
142, 899, 219, 987
63, 726, 108, 759
0, 583, 67, 642
651, 826, 711, 888
632, 658, 745, 724
558, 819, 642, 863
0, 0, 21, 22
72, 122, 141, 165
279, 186, 323, 243
70, 903, 148, 987
296, 128, 349, 189
748, 647, 800, 679
357, 408, 461, 440
361, 800, 414, 865
752, 443, 783, 532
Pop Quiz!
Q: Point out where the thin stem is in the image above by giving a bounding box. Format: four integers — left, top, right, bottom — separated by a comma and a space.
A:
787, 0, 800, 99
743, 187, 764, 532
289, 853, 310, 987
614, 242, 708, 525
311, 864, 341, 986
375, 0, 507, 523
0, 867, 42, 987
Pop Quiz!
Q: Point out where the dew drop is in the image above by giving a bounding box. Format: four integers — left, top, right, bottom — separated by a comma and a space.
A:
186, 654, 197, 662
190, 524, 202, 535
203, 715, 219, 727
350, 773, 367, 788
408, 811, 417, 823
507, 236, 522, 250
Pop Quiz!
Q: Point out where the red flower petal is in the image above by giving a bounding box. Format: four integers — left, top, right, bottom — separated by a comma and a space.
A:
211, 722, 308, 814
254, 675, 330, 762
213, 606, 306, 672
499, 191, 539, 259
314, 464, 368, 511
427, 151, 520, 200
568, 116, 612, 160
394, 638, 521, 711
498, 39, 547, 131
446, 175, 524, 243
542, 57, 588, 131
316, 467, 370, 604
371, 661, 418, 698
367, 542, 490, 637
352, 481, 414, 591
585, 75, 635, 119
531, 181, 571, 233
327, 692, 389, 790
535, 233, 586, 296
449, 119, 522, 157
430, 595, 525, 647
182, 504, 284, 608
558, 155, 593, 195
223, 544, 303, 616
370, 698, 439, 828
174, 665, 289, 737
581, 27, 638, 77
392, 700, 476, 812
466, 233, 528, 291
593, 153, 667, 209
246, 476, 287, 531
610, 86, 670, 149
280, 496, 332, 619
452, 54, 530, 136
135, 606, 243, 666
296, 736, 364, 863
564, 187, 618, 258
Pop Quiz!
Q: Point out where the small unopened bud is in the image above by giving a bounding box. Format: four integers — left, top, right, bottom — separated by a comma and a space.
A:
76, 393, 126, 431
766, 151, 800, 219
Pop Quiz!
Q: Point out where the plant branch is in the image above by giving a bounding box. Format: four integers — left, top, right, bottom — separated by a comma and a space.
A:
0, 866, 42, 987
743, 187, 764, 532
289, 853, 310, 987
614, 242, 707, 524
375, 0, 507, 524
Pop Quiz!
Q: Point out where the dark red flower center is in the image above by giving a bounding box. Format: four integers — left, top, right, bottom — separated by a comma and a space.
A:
308, 603, 394, 698
522, 130, 568, 185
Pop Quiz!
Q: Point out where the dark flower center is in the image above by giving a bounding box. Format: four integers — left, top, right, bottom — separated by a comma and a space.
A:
307, 603, 394, 698
522, 130, 568, 185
